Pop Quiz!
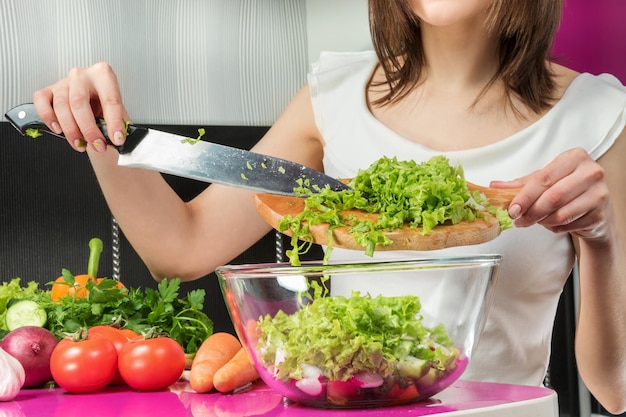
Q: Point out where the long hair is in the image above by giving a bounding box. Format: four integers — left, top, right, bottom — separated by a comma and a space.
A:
368, 0, 564, 114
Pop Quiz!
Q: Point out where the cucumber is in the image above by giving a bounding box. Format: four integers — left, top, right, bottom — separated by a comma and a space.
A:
5, 299, 47, 331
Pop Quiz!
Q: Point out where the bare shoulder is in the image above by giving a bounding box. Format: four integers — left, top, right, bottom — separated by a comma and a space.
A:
550, 62, 581, 97
251, 84, 326, 172
598, 121, 626, 169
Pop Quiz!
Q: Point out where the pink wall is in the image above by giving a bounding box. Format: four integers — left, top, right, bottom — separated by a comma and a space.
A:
553, 0, 626, 83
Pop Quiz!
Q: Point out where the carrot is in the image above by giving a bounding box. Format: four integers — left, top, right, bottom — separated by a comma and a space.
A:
213, 347, 259, 393
190, 332, 241, 393
244, 319, 259, 347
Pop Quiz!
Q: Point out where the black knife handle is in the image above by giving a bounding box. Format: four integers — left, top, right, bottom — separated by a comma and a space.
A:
4, 103, 147, 154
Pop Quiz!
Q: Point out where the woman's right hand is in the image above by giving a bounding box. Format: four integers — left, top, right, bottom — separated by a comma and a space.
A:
32, 62, 129, 153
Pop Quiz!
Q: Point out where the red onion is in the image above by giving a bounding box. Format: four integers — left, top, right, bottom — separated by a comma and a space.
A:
0, 326, 58, 388
353, 372, 384, 388
295, 376, 323, 396
294, 364, 324, 396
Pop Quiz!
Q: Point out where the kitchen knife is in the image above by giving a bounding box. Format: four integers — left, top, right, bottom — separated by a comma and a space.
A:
5, 103, 350, 196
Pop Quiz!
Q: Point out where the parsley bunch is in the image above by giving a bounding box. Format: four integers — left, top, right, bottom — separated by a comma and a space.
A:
31, 273, 213, 353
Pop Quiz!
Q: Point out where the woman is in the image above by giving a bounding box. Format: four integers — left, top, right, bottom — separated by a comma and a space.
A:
32, 0, 626, 412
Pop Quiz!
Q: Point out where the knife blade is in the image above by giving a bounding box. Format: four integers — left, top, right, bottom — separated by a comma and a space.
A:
5, 103, 350, 196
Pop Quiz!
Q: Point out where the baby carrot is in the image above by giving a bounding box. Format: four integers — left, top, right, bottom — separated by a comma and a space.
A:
213, 347, 259, 393
190, 332, 241, 393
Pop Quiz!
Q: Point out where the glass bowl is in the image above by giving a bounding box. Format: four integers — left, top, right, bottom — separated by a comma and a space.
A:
216, 255, 501, 408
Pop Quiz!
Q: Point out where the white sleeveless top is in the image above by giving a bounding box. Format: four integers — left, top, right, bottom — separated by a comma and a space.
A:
307, 51, 626, 386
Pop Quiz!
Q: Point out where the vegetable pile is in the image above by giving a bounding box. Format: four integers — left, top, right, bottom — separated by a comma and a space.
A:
0, 275, 213, 355
255, 280, 461, 406
0, 237, 213, 354
0, 236, 221, 397
280, 155, 512, 264
0, 237, 267, 399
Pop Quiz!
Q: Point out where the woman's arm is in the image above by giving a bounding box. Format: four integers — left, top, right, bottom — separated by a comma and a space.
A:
93, 84, 325, 282
573, 130, 626, 415
492, 131, 626, 414
33, 63, 325, 282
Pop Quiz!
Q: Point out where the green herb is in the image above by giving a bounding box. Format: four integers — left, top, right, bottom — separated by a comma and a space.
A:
181, 128, 206, 145
257, 289, 457, 382
241, 173, 248, 180
279, 156, 511, 265
25, 128, 43, 138
15, 274, 212, 353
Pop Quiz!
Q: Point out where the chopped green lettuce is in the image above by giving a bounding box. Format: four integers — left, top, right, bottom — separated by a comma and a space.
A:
279, 155, 511, 265
25, 128, 43, 138
181, 128, 206, 145
257, 291, 457, 382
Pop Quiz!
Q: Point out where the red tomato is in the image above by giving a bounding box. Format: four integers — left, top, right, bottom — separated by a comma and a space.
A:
118, 337, 185, 391
50, 337, 118, 393
386, 382, 421, 404
326, 380, 361, 406
88, 326, 138, 385
119, 328, 141, 341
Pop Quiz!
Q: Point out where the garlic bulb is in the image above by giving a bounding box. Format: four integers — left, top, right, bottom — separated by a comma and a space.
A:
0, 347, 25, 401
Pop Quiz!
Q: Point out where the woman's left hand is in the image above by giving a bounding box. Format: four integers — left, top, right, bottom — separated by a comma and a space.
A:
490, 147, 612, 242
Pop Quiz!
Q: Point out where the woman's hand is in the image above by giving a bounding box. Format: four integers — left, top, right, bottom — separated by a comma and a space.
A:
491, 147, 612, 243
32, 62, 129, 153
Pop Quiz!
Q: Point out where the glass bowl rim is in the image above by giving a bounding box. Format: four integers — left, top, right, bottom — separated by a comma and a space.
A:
216, 254, 502, 279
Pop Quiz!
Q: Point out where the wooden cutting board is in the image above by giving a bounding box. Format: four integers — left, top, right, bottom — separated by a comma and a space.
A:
254, 182, 520, 251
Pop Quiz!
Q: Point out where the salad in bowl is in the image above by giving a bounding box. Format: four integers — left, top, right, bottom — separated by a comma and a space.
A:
217, 256, 500, 408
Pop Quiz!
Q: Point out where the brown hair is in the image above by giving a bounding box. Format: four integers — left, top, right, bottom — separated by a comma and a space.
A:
368, 0, 564, 114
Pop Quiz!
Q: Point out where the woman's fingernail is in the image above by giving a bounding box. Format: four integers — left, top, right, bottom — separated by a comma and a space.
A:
92, 139, 106, 152
508, 204, 522, 220
74, 139, 87, 150
51, 121, 62, 134
113, 130, 125, 145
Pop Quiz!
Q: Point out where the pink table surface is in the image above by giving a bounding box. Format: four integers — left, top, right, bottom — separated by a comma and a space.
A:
2, 379, 557, 417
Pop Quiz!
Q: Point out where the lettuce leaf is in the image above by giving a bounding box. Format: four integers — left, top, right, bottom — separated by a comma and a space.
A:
257, 291, 456, 382
281, 155, 506, 265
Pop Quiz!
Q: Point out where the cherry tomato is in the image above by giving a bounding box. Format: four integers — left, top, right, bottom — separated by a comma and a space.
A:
118, 337, 185, 391
88, 326, 138, 385
50, 336, 118, 393
119, 328, 141, 341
